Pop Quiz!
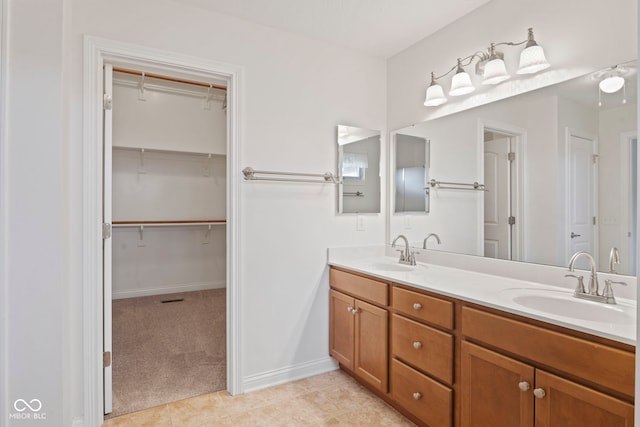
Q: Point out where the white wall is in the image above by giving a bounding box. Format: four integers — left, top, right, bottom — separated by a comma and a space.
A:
3, 0, 72, 426
0, 0, 385, 424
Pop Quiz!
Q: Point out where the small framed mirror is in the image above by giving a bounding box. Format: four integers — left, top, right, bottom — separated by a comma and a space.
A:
337, 125, 381, 214
394, 133, 430, 213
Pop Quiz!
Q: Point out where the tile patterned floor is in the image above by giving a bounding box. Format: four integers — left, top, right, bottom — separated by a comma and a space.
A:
103, 369, 416, 426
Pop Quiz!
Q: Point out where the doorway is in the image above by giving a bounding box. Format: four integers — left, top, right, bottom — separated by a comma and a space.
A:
104, 65, 229, 417
482, 126, 523, 261
565, 129, 598, 268
82, 37, 241, 427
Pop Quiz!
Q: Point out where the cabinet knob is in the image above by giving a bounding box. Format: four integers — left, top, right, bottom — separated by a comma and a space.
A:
412, 341, 423, 350
533, 388, 546, 399
413, 303, 422, 310
347, 306, 354, 314
412, 392, 422, 400
518, 381, 530, 391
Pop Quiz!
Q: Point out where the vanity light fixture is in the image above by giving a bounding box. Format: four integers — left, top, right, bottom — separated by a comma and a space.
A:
424, 27, 550, 107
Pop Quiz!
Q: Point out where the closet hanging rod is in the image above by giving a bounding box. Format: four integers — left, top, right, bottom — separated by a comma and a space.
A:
242, 167, 338, 184
113, 67, 227, 91
428, 179, 487, 191
113, 220, 225, 226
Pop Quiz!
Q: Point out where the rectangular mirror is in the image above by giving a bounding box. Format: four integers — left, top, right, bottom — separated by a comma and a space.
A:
394, 134, 430, 213
337, 125, 381, 214
389, 60, 637, 275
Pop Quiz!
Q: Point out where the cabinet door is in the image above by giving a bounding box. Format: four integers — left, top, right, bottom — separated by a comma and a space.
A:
461, 341, 534, 427
354, 299, 388, 392
534, 370, 634, 427
330, 290, 355, 370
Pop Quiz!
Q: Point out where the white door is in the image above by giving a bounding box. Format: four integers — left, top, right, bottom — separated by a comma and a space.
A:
567, 133, 596, 269
103, 63, 113, 414
484, 137, 511, 259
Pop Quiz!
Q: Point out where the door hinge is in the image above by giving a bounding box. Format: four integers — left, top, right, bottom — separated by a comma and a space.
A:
593, 154, 599, 164
102, 223, 112, 239
508, 216, 516, 225
508, 152, 516, 162
103, 93, 113, 110
103, 351, 112, 368
593, 216, 597, 225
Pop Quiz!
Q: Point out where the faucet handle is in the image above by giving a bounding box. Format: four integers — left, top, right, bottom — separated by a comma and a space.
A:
396, 249, 406, 262
602, 279, 627, 304
565, 274, 585, 294
409, 250, 419, 266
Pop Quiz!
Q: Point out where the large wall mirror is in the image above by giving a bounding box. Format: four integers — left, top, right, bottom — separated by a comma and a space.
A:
337, 125, 381, 214
389, 60, 637, 275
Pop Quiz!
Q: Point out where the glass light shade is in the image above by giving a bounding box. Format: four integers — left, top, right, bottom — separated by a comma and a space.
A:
482, 58, 510, 85
599, 76, 625, 93
449, 71, 475, 96
424, 83, 447, 106
517, 45, 550, 74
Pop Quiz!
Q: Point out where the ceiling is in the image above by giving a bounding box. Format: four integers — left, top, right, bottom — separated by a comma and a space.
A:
172, 0, 492, 58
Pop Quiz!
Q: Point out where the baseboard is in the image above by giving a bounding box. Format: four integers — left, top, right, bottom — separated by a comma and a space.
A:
112, 280, 226, 299
242, 356, 339, 394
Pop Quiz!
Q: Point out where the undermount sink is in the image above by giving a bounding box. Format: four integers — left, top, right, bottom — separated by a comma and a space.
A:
370, 261, 421, 272
499, 288, 634, 324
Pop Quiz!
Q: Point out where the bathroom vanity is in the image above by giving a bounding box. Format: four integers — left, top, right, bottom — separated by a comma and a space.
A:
328, 249, 635, 427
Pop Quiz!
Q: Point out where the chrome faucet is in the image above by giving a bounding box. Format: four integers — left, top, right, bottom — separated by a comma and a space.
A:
422, 233, 441, 249
608, 247, 620, 274
567, 251, 600, 296
392, 234, 415, 265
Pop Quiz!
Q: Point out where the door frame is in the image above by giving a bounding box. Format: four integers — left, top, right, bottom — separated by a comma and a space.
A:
477, 119, 526, 262
82, 36, 243, 426
563, 127, 598, 266
620, 131, 637, 274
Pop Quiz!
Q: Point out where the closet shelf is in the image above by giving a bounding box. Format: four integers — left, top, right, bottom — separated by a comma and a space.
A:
113, 145, 225, 158
113, 220, 226, 228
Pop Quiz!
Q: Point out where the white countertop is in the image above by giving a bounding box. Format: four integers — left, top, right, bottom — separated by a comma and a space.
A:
328, 246, 636, 346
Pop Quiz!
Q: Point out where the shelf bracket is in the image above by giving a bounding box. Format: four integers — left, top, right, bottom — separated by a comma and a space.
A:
202, 84, 213, 110
138, 148, 146, 174
203, 153, 212, 177
202, 224, 212, 244
138, 72, 146, 101
137, 225, 146, 247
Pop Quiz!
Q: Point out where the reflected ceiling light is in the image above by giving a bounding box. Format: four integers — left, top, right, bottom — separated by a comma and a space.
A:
424, 72, 447, 106
595, 65, 629, 107
599, 75, 625, 93
424, 28, 550, 107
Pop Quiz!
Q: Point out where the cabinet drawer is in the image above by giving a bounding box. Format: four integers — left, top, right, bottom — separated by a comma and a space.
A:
392, 286, 453, 329
462, 306, 635, 398
391, 314, 453, 384
391, 358, 452, 427
330, 268, 388, 306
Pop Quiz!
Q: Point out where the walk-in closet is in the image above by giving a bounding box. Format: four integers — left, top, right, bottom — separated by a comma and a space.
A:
106, 68, 228, 417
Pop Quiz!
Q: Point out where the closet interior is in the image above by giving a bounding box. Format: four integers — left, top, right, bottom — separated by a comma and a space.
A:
108, 69, 228, 417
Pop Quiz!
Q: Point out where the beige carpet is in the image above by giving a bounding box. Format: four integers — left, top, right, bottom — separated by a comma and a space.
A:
108, 289, 226, 418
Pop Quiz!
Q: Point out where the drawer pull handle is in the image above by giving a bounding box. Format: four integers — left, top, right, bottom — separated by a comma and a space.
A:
518, 381, 530, 392
413, 303, 422, 310
413, 392, 422, 400
533, 388, 546, 399
412, 341, 423, 350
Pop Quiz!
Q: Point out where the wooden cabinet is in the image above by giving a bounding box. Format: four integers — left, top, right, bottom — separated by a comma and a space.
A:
328, 267, 635, 427
390, 286, 455, 427
461, 308, 635, 427
329, 269, 388, 393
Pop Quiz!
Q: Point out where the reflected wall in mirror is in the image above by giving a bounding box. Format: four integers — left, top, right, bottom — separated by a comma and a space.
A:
337, 125, 381, 214
394, 134, 430, 213
389, 60, 637, 275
